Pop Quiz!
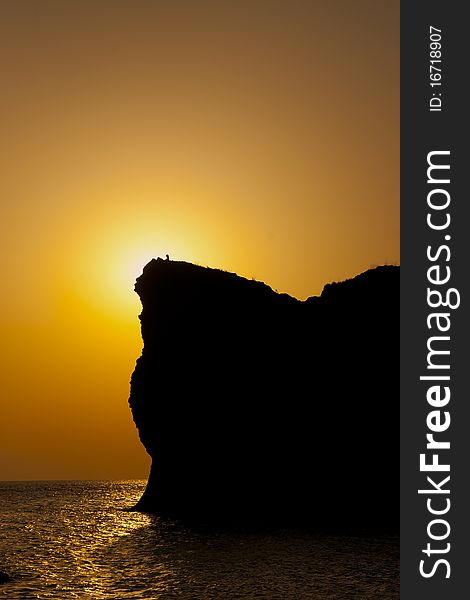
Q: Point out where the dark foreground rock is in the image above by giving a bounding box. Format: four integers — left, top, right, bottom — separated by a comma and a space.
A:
0, 571, 10, 584
129, 259, 399, 530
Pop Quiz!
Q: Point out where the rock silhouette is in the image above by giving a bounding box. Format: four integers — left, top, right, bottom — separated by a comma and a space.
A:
129, 258, 399, 530
0, 571, 9, 584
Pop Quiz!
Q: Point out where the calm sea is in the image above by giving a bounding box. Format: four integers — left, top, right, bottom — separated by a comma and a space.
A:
0, 481, 398, 599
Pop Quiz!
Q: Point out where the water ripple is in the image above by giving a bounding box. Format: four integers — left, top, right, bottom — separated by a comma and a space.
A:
0, 481, 398, 599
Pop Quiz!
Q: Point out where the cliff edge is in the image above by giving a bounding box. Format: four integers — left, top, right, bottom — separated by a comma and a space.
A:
129, 258, 399, 529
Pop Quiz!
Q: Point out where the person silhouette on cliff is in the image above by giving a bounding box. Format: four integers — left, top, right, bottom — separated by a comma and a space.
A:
165, 254, 170, 261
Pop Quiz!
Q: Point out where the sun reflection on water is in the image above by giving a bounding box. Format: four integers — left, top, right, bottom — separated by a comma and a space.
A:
0, 481, 399, 599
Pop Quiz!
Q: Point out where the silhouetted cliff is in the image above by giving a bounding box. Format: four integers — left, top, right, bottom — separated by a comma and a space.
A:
129, 259, 399, 530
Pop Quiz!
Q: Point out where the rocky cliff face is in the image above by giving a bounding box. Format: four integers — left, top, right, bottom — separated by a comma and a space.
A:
129, 258, 399, 529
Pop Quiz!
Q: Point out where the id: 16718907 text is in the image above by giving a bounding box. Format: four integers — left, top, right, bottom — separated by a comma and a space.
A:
429, 26, 443, 112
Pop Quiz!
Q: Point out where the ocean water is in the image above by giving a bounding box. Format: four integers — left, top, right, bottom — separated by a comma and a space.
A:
0, 481, 399, 599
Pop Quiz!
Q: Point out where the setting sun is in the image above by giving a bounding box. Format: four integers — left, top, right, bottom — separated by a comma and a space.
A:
0, 0, 398, 481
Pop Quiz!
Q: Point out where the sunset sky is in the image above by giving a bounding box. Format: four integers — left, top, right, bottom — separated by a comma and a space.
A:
0, 0, 399, 480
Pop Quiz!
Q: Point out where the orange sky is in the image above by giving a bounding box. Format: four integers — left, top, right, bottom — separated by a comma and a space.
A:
0, 0, 399, 480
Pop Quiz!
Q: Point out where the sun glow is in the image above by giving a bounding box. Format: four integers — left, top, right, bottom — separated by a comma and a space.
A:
59, 213, 216, 322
